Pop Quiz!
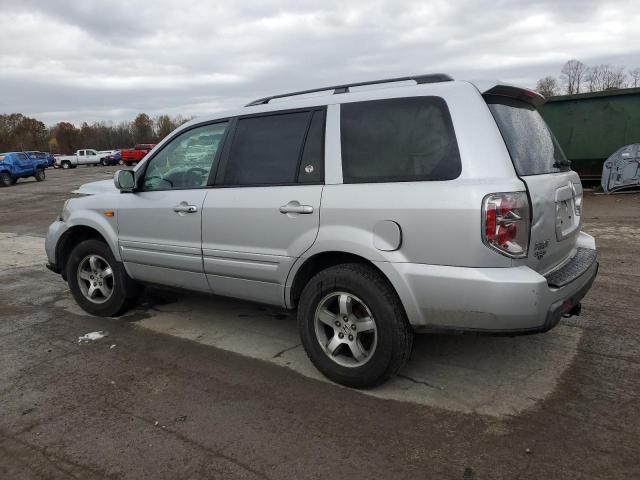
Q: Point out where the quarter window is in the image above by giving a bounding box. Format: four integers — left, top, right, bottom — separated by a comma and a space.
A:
223, 111, 318, 186
340, 97, 461, 183
143, 122, 228, 191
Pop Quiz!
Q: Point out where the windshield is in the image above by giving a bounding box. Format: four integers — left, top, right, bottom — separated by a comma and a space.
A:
486, 95, 570, 176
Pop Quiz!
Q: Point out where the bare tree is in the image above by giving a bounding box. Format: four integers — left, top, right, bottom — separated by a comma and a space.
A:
536, 76, 559, 97
628, 68, 640, 88
587, 64, 627, 92
560, 59, 587, 94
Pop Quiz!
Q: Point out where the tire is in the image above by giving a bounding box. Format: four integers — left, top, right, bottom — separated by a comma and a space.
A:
66, 239, 140, 316
0, 172, 12, 187
124, 161, 132, 167
35, 168, 45, 182
298, 263, 413, 388
62, 161, 71, 169
100, 159, 107, 166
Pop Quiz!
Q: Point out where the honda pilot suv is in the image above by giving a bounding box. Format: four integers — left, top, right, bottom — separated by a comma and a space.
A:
45, 74, 598, 388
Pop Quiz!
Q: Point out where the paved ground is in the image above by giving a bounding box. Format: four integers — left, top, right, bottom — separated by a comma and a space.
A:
1, 167, 639, 479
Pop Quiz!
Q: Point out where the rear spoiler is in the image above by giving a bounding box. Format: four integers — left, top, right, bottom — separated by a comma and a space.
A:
481, 84, 546, 109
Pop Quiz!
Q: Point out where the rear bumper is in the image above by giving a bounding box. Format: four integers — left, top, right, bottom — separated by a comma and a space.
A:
376, 240, 598, 334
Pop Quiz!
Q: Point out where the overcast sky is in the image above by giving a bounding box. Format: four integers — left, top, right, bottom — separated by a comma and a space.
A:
1, 0, 639, 124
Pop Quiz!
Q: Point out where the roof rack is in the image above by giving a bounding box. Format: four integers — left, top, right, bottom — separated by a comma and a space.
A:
245, 73, 454, 107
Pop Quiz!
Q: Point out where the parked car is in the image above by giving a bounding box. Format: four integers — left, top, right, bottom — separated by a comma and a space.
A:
0, 151, 46, 186
56, 149, 102, 169
98, 150, 121, 166
120, 144, 155, 166
44, 74, 598, 388
26, 151, 55, 168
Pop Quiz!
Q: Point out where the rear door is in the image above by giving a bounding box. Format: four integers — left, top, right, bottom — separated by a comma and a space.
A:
202, 108, 325, 306
486, 93, 582, 274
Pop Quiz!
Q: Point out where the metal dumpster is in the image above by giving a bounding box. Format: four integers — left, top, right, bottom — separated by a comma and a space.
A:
541, 87, 640, 181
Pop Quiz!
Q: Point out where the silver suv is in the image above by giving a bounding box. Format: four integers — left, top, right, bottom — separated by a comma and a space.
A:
45, 74, 598, 387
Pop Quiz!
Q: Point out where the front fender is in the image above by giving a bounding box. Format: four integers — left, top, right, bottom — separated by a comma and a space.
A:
65, 207, 121, 261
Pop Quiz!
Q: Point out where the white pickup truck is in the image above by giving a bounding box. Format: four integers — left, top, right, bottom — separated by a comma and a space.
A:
56, 149, 102, 169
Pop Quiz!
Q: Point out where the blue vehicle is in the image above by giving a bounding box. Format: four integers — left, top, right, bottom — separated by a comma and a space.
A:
26, 150, 55, 168
0, 152, 46, 187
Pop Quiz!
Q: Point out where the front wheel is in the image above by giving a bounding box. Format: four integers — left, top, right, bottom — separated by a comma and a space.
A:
298, 263, 413, 388
66, 239, 140, 316
0, 172, 12, 187
35, 168, 45, 181
61, 161, 71, 169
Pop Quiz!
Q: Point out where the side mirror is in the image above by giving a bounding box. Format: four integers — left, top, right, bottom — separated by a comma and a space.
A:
114, 169, 136, 192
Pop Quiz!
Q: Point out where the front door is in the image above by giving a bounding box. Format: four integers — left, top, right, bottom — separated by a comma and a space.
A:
202, 109, 325, 306
117, 121, 229, 292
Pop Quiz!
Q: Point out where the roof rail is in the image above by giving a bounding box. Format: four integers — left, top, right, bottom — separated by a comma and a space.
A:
245, 73, 454, 107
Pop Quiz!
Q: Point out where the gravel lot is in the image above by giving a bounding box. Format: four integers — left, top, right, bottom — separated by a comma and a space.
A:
1, 167, 639, 479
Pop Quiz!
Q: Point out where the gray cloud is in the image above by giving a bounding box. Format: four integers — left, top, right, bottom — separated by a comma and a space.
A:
1, 0, 639, 124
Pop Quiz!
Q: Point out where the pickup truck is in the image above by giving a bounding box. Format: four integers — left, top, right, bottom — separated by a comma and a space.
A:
56, 149, 102, 169
120, 144, 155, 166
0, 151, 46, 186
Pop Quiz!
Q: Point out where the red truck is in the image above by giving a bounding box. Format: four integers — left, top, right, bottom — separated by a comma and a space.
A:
120, 144, 156, 166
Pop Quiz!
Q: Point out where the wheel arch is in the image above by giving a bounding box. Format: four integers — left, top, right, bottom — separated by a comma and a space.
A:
286, 250, 400, 310
55, 224, 119, 280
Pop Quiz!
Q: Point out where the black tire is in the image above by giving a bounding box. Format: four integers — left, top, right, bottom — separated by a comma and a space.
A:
0, 172, 11, 187
100, 159, 107, 166
10, 177, 18, 185
124, 161, 132, 167
62, 161, 71, 169
298, 263, 413, 388
35, 168, 45, 182
66, 239, 140, 316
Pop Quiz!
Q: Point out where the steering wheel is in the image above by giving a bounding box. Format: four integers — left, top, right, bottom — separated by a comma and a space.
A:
183, 167, 209, 186
144, 175, 173, 188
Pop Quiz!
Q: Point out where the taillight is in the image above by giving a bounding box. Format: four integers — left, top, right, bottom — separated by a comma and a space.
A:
482, 192, 530, 258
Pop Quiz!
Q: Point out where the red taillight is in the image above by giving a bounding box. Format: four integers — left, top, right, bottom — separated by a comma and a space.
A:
482, 192, 530, 258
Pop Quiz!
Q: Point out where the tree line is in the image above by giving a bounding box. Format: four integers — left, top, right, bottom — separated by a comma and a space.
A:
536, 59, 640, 98
0, 113, 190, 154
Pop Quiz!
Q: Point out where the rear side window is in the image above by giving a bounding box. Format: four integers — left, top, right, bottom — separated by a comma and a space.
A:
486, 96, 570, 176
224, 110, 322, 186
340, 96, 461, 183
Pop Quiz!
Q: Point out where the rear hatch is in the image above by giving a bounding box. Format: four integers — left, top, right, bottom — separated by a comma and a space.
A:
484, 86, 582, 275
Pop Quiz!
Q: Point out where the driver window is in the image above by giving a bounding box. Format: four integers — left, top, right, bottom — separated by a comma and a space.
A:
143, 122, 228, 191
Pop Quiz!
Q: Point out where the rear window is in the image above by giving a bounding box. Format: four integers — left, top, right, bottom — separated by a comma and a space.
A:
486, 96, 570, 176
340, 96, 461, 183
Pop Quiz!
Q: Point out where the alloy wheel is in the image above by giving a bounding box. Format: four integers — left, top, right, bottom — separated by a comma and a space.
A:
314, 292, 378, 368
76, 254, 114, 304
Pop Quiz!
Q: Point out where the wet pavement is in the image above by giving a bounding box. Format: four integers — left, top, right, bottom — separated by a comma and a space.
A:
1, 168, 638, 479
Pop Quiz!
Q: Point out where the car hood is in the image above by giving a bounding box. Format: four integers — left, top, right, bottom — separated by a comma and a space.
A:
72, 179, 117, 195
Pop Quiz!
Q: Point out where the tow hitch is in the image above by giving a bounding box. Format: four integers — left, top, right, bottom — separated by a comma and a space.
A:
562, 302, 582, 318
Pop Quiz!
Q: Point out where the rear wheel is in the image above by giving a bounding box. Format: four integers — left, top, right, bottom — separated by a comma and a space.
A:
35, 168, 45, 182
298, 263, 413, 388
0, 172, 12, 187
100, 159, 107, 166
66, 239, 140, 316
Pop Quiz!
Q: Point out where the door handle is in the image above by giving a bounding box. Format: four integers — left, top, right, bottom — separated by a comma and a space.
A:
173, 203, 198, 214
279, 201, 313, 215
